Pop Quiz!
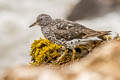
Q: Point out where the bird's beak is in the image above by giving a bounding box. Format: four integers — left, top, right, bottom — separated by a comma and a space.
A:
29, 22, 39, 28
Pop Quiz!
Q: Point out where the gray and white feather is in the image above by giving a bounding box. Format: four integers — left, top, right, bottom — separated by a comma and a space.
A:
29, 14, 111, 49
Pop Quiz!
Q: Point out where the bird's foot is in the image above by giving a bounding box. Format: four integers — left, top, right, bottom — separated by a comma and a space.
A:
61, 46, 66, 50
72, 49, 76, 61
56, 49, 68, 63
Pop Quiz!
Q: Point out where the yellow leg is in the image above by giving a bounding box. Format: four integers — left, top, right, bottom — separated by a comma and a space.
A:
56, 49, 68, 62
72, 49, 76, 61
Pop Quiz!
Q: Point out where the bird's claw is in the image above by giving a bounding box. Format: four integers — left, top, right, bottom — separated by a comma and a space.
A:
72, 49, 76, 61
56, 49, 68, 63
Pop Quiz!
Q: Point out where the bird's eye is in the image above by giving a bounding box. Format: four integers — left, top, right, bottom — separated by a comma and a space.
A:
40, 18, 43, 20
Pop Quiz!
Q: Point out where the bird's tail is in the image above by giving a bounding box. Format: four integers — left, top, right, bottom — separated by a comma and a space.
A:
98, 31, 111, 36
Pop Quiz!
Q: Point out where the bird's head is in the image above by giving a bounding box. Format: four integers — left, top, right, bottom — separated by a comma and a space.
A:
29, 14, 52, 28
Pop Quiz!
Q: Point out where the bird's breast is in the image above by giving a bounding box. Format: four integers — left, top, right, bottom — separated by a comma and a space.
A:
41, 27, 55, 40
42, 28, 62, 46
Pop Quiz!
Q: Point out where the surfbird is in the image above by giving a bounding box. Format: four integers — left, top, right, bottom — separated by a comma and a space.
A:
29, 14, 111, 62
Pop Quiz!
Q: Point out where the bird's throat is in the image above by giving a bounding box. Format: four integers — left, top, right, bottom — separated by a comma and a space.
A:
41, 27, 52, 40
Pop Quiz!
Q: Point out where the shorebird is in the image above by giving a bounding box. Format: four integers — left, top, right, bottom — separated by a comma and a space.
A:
29, 14, 111, 62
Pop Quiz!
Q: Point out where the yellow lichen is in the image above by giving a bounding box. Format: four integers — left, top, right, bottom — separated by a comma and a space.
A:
30, 38, 62, 65
30, 34, 120, 65
30, 38, 101, 65
30, 38, 73, 65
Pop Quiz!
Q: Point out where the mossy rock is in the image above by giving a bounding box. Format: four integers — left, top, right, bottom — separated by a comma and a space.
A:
30, 35, 120, 65
30, 38, 73, 65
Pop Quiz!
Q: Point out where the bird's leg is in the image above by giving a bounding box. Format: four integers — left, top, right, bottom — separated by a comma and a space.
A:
56, 49, 68, 62
72, 49, 76, 61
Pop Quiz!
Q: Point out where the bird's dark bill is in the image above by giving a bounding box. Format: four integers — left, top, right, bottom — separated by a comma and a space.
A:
29, 22, 38, 28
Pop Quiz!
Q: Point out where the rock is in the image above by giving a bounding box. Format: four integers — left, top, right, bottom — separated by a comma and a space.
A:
67, 0, 119, 21
2, 40, 120, 80
70, 40, 120, 80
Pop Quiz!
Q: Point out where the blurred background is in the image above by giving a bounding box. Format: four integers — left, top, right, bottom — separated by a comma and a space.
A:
0, 0, 120, 73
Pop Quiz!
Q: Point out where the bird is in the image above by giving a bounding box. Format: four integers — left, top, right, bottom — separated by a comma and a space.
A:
29, 14, 111, 62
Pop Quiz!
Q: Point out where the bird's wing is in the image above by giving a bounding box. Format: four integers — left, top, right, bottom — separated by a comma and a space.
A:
54, 19, 85, 30
53, 19, 99, 41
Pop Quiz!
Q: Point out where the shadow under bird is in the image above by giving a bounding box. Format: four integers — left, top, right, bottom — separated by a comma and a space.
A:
29, 14, 111, 62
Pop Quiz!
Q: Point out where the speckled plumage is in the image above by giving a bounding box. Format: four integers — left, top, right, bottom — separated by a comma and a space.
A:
30, 14, 111, 49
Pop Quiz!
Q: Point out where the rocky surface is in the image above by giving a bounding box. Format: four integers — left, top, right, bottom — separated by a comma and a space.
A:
1, 40, 120, 80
